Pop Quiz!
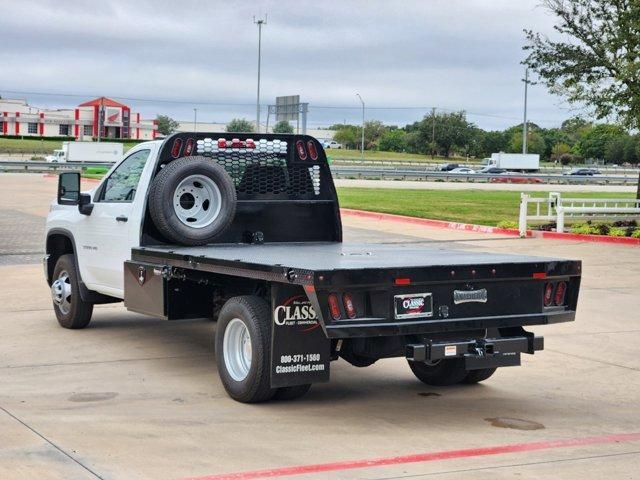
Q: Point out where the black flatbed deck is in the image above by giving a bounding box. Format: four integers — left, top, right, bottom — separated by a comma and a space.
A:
133, 242, 578, 286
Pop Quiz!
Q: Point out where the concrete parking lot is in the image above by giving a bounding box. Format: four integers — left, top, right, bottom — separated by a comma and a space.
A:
1, 173, 639, 480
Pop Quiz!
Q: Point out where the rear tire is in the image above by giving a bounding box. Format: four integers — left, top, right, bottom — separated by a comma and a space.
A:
51, 254, 93, 329
149, 156, 237, 246
215, 296, 275, 403
408, 358, 468, 386
463, 368, 497, 384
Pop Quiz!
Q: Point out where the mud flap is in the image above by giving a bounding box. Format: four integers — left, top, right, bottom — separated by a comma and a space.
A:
270, 284, 331, 388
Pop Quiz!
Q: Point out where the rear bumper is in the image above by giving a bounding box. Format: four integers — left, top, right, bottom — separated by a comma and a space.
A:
324, 310, 575, 338
406, 333, 543, 370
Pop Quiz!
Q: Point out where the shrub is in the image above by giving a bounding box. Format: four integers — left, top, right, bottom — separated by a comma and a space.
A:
592, 223, 610, 235
497, 220, 518, 229
631, 229, 640, 238
608, 227, 626, 237
570, 223, 598, 235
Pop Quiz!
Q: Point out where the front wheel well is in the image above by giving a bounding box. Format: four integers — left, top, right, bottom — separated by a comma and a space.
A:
46, 233, 75, 285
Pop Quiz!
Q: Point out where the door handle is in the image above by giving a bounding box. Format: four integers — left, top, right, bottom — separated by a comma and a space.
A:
116, 215, 128, 222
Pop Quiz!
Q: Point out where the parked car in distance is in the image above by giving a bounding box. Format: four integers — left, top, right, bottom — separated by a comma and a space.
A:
323, 140, 342, 149
439, 163, 460, 171
564, 168, 595, 176
449, 167, 476, 174
479, 167, 506, 174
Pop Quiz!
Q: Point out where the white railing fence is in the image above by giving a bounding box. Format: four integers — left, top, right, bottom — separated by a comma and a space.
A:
519, 192, 640, 237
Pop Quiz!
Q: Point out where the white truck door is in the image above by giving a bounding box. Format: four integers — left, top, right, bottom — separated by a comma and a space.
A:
75, 148, 152, 297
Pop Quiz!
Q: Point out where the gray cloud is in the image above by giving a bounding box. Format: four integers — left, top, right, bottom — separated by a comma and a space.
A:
0, 0, 570, 130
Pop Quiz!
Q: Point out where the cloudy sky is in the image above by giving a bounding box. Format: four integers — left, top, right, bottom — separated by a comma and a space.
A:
1, 0, 574, 130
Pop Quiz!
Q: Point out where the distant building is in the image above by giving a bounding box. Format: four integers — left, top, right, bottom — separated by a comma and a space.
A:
0, 97, 157, 140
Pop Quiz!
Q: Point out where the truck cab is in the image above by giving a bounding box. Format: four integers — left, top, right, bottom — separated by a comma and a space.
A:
46, 149, 66, 163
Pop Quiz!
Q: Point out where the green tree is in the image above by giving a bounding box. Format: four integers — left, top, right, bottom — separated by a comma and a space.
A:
226, 118, 255, 133
578, 124, 625, 159
156, 115, 180, 135
405, 111, 476, 157
363, 120, 388, 149
551, 142, 572, 158
604, 137, 627, 164
508, 130, 547, 156
477, 130, 509, 158
333, 125, 359, 149
378, 129, 407, 152
272, 120, 294, 134
524, 0, 640, 130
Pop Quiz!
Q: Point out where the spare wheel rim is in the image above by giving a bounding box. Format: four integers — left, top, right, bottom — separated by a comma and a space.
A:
173, 174, 223, 228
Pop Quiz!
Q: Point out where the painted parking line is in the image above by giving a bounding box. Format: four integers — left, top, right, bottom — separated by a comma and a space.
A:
182, 432, 640, 480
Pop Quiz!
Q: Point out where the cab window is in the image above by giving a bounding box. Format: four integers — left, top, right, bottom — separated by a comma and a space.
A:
100, 149, 150, 202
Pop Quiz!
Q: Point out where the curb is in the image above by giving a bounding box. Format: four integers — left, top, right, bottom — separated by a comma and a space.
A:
531, 229, 640, 246
340, 208, 640, 246
340, 208, 526, 237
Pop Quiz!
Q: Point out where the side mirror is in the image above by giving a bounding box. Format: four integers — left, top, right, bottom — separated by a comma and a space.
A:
79, 193, 94, 216
57, 172, 93, 215
58, 172, 80, 205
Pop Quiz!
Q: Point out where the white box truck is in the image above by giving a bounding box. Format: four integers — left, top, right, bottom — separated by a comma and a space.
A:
488, 152, 540, 172
46, 142, 123, 163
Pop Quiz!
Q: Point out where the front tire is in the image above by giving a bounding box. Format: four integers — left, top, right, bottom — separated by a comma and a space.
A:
408, 358, 468, 386
51, 254, 93, 329
215, 296, 275, 403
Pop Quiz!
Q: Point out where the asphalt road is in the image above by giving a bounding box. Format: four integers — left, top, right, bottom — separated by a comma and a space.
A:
1, 173, 639, 480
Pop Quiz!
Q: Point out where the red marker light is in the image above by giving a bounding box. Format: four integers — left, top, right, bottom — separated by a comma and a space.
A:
554, 281, 567, 305
395, 278, 411, 286
218, 138, 227, 148
543, 282, 554, 307
342, 293, 357, 319
533, 272, 547, 279
245, 138, 256, 149
296, 140, 307, 160
171, 138, 183, 158
183, 138, 194, 156
328, 293, 341, 320
307, 140, 318, 160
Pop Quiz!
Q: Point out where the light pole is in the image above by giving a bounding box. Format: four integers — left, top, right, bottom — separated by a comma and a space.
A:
254, 15, 267, 133
522, 67, 529, 154
356, 93, 365, 159
193, 108, 198, 132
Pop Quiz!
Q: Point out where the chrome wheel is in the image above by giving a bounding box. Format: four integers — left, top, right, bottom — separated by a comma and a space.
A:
51, 270, 72, 315
173, 174, 222, 228
223, 318, 252, 381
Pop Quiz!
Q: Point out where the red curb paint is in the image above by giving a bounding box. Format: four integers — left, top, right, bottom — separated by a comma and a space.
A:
183, 432, 640, 480
532, 230, 640, 246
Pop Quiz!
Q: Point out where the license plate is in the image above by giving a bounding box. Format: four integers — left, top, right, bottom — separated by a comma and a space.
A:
394, 293, 433, 320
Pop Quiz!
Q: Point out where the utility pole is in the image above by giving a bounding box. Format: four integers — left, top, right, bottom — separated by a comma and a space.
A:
431, 107, 436, 158
97, 97, 103, 143
193, 108, 198, 132
254, 15, 267, 134
522, 68, 529, 154
356, 93, 365, 159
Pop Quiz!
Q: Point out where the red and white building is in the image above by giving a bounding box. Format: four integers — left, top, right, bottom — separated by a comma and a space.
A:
0, 97, 157, 140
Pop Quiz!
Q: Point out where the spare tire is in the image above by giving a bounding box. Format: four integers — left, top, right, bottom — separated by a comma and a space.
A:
149, 156, 236, 246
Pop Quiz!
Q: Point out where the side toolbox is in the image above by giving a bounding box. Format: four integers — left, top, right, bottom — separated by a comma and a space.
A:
124, 261, 168, 318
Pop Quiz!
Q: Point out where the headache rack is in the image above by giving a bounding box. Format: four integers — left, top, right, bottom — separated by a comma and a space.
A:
141, 132, 342, 246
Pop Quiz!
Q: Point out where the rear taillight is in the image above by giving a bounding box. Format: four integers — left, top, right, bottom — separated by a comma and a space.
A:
231, 138, 242, 148
296, 140, 307, 160
218, 138, 227, 148
245, 138, 256, 149
543, 283, 554, 307
171, 138, 183, 158
183, 138, 194, 156
328, 293, 341, 320
554, 281, 567, 305
342, 293, 357, 319
307, 140, 318, 160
